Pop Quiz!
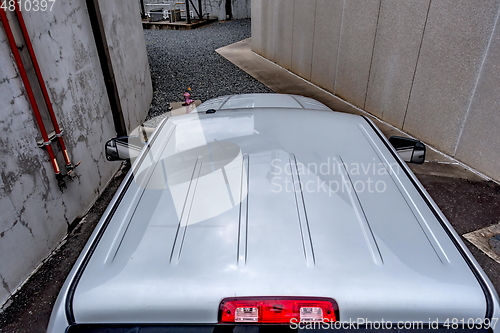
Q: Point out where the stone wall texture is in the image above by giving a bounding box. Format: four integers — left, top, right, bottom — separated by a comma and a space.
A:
0, 0, 152, 306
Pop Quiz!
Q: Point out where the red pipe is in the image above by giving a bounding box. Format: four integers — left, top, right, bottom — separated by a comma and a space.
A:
13, 2, 72, 167
0, 8, 63, 184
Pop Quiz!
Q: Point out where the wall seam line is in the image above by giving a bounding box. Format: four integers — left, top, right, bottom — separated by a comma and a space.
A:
363, 0, 383, 110
401, 0, 432, 130
333, 0, 346, 94
308, 0, 318, 81
271, 0, 276, 61
290, 0, 295, 69
273, 0, 278, 66
453, 1, 500, 157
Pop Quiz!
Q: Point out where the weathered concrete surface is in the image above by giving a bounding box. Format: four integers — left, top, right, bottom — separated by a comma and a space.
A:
100, 0, 153, 132
231, 0, 251, 19
290, 0, 316, 80
310, 0, 343, 92
0, 0, 152, 307
0, 163, 130, 333
334, 0, 380, 107
201, 0, 226, 19
454, 12, 500, 182
403, 0, 500, 154
202, 0, 251, 19
365, 0, 430, 126
0, 2, 117, 308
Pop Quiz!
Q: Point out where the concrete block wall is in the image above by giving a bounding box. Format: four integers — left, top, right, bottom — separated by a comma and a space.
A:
252, 0, 500, 182
0, 0, 152, 307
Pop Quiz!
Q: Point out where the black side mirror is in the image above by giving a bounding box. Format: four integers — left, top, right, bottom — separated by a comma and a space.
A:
389, 136, 426, 164
105, 136, 145, 161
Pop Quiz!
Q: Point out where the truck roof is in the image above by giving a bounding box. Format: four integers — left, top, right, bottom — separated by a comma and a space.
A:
71, 94, 486, 324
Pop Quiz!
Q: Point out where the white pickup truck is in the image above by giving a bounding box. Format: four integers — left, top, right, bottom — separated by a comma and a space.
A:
47, 94, 499, 332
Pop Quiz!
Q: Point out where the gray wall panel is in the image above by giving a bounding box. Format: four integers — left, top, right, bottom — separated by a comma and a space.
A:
291, 0, 317, 80
252, 0, 500, 182
251, 0, 263, 54
403, 0, 500, 154
261, 0, 277, 62
365, 0, 430, 124
335, 0, 381, 108
100, 0, 153, 132
274, 0, 295, 70
310, 0, 344, 92
455, 14, 500, 181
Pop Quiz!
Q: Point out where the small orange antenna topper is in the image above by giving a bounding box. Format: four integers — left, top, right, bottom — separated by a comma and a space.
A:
183, 87, 194, 106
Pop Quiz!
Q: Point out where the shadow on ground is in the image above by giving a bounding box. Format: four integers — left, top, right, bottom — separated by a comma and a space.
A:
417, 174, 500, 293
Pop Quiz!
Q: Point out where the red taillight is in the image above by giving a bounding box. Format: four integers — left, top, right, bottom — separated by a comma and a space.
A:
219, 297, 338, 324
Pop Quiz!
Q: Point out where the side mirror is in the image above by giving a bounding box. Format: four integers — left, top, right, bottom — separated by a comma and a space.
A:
105, 136, 145, 161
389, 136, 426, 164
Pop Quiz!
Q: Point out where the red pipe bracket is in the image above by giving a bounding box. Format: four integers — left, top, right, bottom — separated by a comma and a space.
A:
1, 8, 66, 190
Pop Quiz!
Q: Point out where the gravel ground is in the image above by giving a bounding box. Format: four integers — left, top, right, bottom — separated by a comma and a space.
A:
143, 19, 272, 120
